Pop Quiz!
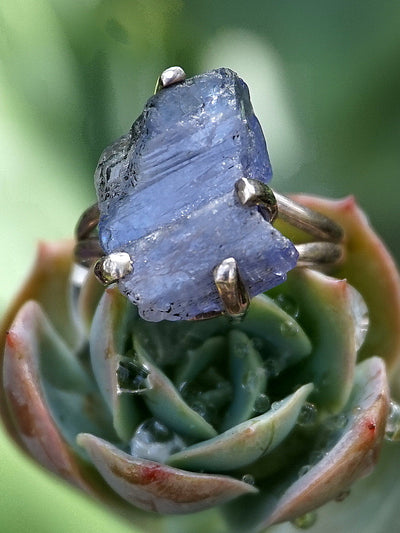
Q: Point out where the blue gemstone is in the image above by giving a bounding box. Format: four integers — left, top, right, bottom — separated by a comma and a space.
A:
95, 68, 298, 321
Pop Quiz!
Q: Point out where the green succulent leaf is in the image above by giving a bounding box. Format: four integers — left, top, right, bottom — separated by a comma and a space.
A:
270, 268, 358, 414
167, 383, 313, 472
224, 357, 389, 532
2, 184, 399, 533
133, 340, 218, 441
1, 242, 79, 350
277, 195, 400, 371
264, 356, 390, 527
296, 441, 400, 533
221, 330, 267, 431
240, 294, 312, 371
8, 300, 116, 456
90, 288, 140, 442
77, 433, 258, 514
2, 300, 109, 491
133, 293, 312, 373
175, 336, 226, 387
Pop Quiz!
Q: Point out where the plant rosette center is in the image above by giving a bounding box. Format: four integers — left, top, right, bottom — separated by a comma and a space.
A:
1, 194, 400, 532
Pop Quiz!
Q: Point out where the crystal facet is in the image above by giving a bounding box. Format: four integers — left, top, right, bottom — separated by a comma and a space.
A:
95, 68, 298, 321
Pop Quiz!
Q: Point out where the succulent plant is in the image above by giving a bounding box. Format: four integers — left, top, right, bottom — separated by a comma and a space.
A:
1, 195, 400, 533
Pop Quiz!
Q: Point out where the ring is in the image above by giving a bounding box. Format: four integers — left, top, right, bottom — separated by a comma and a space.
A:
75, 67, 344, 322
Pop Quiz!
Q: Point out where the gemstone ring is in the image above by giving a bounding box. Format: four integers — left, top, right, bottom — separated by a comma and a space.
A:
75, 67, 344, 322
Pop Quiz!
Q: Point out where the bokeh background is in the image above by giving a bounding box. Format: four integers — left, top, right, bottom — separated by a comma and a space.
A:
1, 1, 399, 532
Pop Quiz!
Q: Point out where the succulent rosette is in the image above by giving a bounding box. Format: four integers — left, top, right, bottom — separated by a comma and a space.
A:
1, 195, 400, 532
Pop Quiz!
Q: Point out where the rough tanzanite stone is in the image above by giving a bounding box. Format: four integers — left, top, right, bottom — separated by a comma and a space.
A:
95, 68, 298, 321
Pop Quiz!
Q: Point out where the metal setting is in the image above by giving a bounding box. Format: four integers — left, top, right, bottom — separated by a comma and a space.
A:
213, 257, 250, 319
94, 252, 133, 286
274, 192, 344, 243
295, 242, 344, 268
74, 203, 102, 267
235, 178, 343, 245
74, 67, 347, 320
155, 66, 186, 93
235, 177, 278, 223
75, 203, 100, 241
74, 238, 104, 268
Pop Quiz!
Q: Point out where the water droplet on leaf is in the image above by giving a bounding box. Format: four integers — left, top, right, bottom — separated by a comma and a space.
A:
297, 402, 318, 427
275, 293, 299, 318
292, 511, 317, 529
241, 474, 255, 485
385, 400, 400, 441
348, 285, 369, 350
190, 399, 207, 418
280, 320, 299, 337
130, 418, 185, 463
271, 400, 282, 411
254, 393, 271, 414
117, 359, 149, 394
298, 464, 312, 478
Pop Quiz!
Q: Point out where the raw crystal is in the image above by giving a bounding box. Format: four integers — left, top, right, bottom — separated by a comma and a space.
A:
95, 68, 298, 321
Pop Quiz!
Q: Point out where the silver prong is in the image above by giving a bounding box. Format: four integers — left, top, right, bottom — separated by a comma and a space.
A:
295, 242, 344, 268
74, 203, 102, 267
275, 193, 344, 243
235, 177, 278, 223
75, 203, 100, 241
154, 66, 186, 93
74, 238, 103, 267
94, 252, 133, 286
213, 257, 250, 319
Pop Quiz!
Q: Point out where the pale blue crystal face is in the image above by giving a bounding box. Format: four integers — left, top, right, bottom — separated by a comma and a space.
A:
95, 68, 298, 321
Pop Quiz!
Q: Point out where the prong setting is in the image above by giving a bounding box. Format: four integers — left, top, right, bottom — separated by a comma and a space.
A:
74, 238, 104, 268
94, 252, 133, 286
75, 203, 100, 241
295, 242, 344, 269
235, 177, 278, 223
74, 203, 102, 267
77, 69, 348, 321
235, 178, 345, 270
274, 193, 344, 243
155, 66, 186, 93
213, 257, 250, 319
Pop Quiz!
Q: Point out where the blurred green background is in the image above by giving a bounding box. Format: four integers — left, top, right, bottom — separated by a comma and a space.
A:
1, 1, 399, 532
